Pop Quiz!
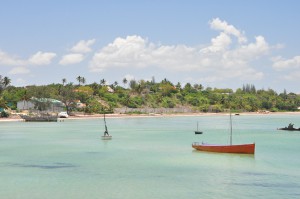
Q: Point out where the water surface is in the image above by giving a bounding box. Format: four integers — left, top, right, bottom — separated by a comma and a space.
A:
1, 114, 300, 199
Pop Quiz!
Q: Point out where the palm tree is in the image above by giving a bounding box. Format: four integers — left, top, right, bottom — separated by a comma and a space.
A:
81, 77, 86, 85
62, 78, 67, 86
3, 76, 11, 87
122, 78, 128, 88
114, 81, 118, 87
76, 76, 82, 86
100, 79, 106, 86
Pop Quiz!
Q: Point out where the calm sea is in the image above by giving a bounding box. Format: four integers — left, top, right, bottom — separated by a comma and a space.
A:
1, 114, 300, 199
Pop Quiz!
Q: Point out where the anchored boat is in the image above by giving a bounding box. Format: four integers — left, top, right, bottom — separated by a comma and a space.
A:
192, 111, 255, 154
194, 122, 203, 134
20, 114, 58, 122
101, 113, 112, 140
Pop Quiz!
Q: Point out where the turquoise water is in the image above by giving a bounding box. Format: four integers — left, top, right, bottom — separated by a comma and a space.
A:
1, 114, 300, 199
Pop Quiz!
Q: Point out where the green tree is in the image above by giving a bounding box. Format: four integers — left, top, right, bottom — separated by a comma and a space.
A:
122, 78, 128, 88
76, 76, 82, 86
57, 84, 77, 114
100, 79, 106, 86
3, 76, 11, 87
129, 79, 137, 91
85, 98, 103, 113
81, 77, 86, 85
62, 78, 67, 86
0, 75, 11, 94
0, 96, 8, 109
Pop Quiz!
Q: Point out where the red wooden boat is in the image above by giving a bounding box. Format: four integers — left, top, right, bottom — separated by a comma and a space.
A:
192, 142, 255, 154
192, 111, 255, 154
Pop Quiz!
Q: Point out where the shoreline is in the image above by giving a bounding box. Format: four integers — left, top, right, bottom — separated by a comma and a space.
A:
1, 111, 300, 122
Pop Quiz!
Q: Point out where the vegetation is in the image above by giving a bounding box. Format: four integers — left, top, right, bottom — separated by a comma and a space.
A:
0, 75, 300, 115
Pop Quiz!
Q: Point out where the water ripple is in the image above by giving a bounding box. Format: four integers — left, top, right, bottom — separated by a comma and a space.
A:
6, 162, 76, 169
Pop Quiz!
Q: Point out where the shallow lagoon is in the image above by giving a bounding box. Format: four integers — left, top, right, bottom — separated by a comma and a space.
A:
1, 114, 300, 199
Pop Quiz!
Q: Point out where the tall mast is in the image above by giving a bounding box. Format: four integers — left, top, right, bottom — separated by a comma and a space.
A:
229, 110, 232, 145
104, 113, 108, 132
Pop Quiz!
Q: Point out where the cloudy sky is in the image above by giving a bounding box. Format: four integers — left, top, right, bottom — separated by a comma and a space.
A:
1, 0, 300, 93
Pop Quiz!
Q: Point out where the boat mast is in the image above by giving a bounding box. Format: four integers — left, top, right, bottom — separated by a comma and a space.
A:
230, 110, 232, 145
104, 113, 108, 133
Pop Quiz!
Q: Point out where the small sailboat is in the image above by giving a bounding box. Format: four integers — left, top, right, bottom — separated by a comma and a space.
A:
194, 122, 203, 134
101, 113, 112, 140
192, 111, 255, 154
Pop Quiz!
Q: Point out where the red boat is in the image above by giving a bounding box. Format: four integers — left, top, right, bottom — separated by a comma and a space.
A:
192, 142, 255, 154
192, 111, 255, 154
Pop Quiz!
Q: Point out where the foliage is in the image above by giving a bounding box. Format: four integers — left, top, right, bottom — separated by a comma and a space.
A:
85, 98, 103, 113
57, 84, 78, 114
1, 110, 9, 118
1, 75, 300, 114
31, 98, 52, 111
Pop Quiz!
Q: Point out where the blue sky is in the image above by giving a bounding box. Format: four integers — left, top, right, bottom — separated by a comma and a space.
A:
1, 0, 300, 93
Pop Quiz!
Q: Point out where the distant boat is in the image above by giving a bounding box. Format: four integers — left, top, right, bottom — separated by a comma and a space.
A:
277, 123, 300, 131
192, 111, 255, 154
101, 113, 112, 140
20, 114, 58, 122
194, 122, 203, 134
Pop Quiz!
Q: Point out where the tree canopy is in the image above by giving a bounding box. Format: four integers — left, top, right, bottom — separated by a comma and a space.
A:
1, 75, 300, 114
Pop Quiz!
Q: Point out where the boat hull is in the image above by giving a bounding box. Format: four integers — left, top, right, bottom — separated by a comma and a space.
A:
101, 135, 112, 140
20, 115, 58, 122
277, 128, 300, 131
192, 143, 255, 154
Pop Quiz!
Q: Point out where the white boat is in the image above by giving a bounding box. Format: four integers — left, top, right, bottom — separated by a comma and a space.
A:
101, 135, 112, 140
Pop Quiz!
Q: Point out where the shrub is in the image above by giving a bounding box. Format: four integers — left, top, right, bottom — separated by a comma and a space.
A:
0, 111, 9, 118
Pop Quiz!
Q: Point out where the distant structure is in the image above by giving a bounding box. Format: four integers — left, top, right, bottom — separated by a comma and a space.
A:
17, 98, 65, 113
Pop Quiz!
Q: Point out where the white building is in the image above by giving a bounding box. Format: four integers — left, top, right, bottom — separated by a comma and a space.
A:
17, 98, 65, 112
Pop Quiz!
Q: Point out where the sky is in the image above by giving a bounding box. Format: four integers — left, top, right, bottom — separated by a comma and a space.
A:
1, 0, 300, 93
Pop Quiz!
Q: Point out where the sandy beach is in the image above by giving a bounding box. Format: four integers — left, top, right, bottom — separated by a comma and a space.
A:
1, 111, 300, 122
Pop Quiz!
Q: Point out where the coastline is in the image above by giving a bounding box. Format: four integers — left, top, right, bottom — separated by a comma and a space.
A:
1, 111, 300, 122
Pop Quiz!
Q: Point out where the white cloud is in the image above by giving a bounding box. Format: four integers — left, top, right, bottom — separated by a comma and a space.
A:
90, 26, 269, 82
2, 18, 275, 86
222, 36, 269, 67
90, 35, 153, 71
58, 39, 95, 65
8, 66, 30, 75
210, 18, 247, 43
0, 50, 26, 66
59, 53, 84, 65
71, 39, 96, 53
201, 32, 231, 53
90, 35, 202, 72
272, 55, 300, 71
1, 50, 56, 66
282, 71, 300, 81
29, 51, 56, 65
